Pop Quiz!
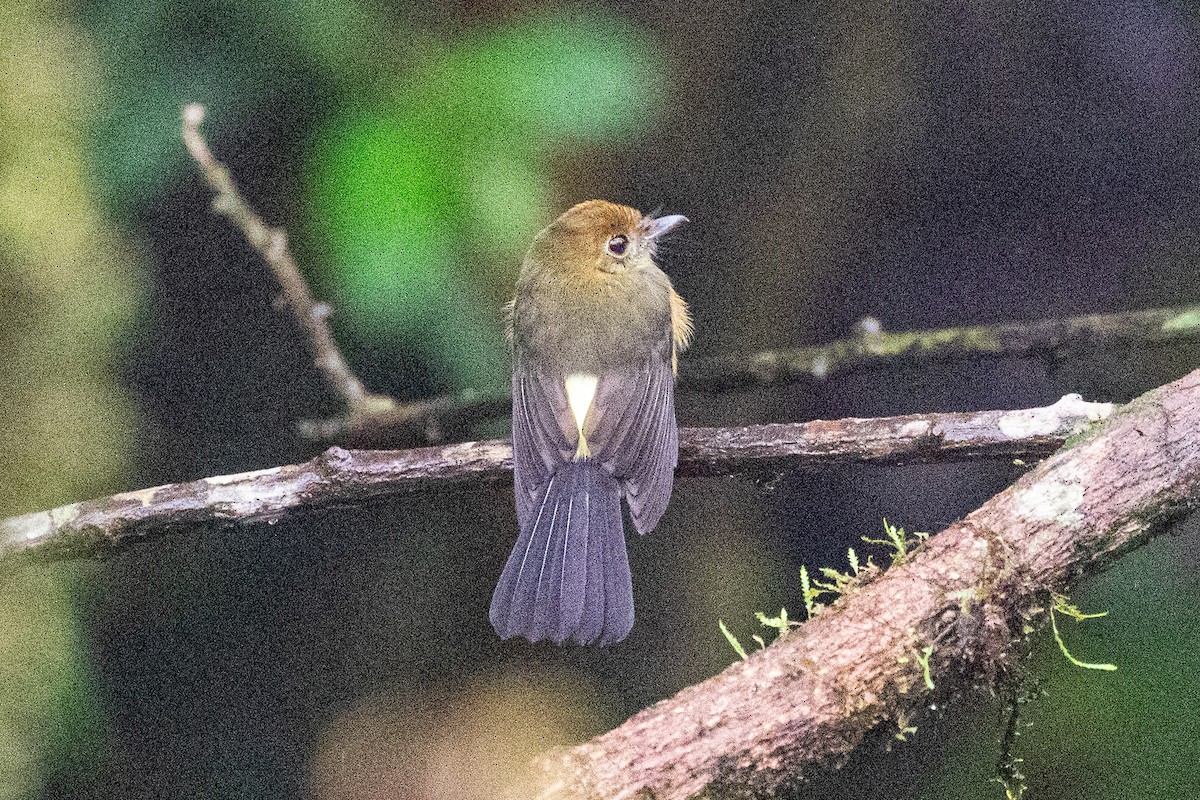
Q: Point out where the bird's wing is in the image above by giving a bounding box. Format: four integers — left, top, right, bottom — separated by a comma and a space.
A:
511, 366, 574, 524
585, 354, 679, 534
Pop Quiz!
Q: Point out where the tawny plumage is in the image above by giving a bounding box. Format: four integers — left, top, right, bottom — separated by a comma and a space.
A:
490, 200, 691, 645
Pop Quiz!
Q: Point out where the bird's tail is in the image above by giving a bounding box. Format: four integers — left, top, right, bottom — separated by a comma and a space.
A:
490, 459, 633, 645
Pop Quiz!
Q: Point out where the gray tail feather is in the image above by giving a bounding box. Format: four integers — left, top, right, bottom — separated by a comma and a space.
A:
490, 459, 633, 645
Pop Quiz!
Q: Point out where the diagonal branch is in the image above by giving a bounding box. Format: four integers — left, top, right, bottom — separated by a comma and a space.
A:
528, 368, 1200, 800
0, 396, 1110, 562
182, 104, 397, 422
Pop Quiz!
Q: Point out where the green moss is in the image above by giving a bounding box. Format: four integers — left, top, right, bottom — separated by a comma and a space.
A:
1049, 593, 1117, 671
875, 326, 1003, 357
1160, 309, 1200, 332
717, 521, 922, 660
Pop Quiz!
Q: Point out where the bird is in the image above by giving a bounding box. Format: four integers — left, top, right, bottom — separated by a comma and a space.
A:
489, 200, 692, 646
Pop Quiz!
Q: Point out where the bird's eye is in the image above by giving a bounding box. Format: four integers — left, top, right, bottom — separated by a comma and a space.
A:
606, 234, 629, 257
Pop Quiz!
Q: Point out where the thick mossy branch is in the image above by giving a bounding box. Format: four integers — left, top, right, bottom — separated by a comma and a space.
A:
529, 368, 1200, 800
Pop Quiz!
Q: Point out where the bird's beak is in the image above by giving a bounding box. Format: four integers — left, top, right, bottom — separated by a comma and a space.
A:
642, 214, 689, 240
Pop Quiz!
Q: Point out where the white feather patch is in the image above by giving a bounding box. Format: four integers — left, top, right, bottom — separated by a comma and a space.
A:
564, 373, 599, 454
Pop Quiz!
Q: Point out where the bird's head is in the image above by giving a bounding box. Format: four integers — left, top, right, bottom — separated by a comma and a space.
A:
525, 200, 688, 278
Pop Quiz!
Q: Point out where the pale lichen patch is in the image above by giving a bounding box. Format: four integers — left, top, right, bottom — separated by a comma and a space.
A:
205, 465, 285, 486
124, 487, 159, 506
23, 512, 53, 541
1013, 461, 1086, 527
205, 472, 311, 516
998, 394, 1113, 439
811, 352, 829, 379
899, 420, 932, 438
999, 406, 1060, 439
1161, 309, 1200, 331
48, 503, 80, 532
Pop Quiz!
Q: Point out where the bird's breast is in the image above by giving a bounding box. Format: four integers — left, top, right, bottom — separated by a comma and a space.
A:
513, 269, 673, 374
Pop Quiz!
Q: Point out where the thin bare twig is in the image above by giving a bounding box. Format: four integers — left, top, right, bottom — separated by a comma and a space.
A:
181, 104, 396, 421
0, 395, 1111, 561
294, 389, 511, 446
530, 368, 1200, 800
182, 106, 1200, 446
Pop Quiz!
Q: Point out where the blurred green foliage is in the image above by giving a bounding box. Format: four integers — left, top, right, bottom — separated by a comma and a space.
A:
1018, 540, 1200, 799
308, 13, 664, 390
80, 0, 393, 203
0, 2, 140, 797
0, 567, 104, 800
0, 12, 138, 514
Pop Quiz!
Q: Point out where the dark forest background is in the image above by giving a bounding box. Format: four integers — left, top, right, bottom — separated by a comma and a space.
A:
1, 1, 1199, 798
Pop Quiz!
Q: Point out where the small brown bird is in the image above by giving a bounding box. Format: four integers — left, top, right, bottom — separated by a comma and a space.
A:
489, 200, 692, 645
